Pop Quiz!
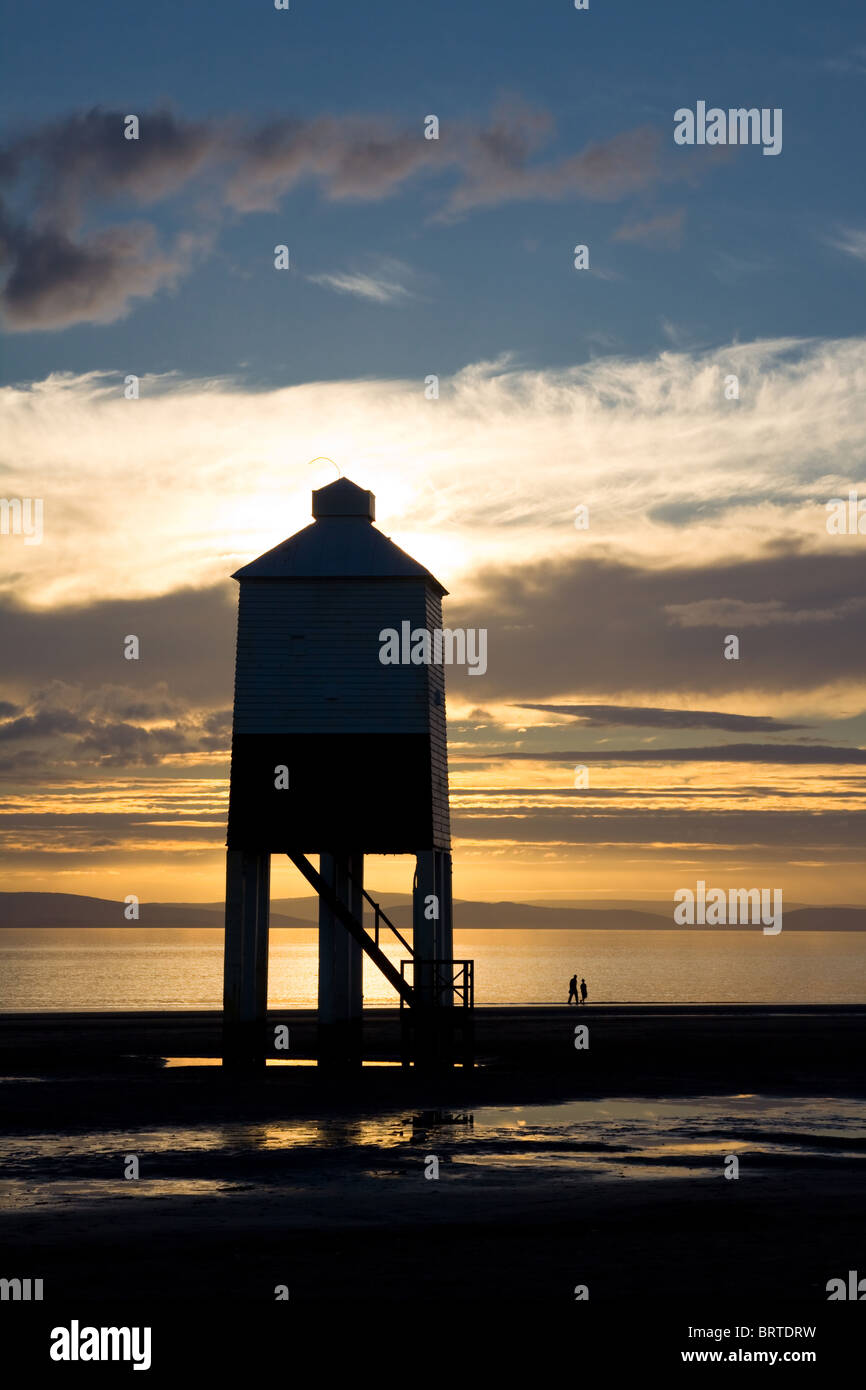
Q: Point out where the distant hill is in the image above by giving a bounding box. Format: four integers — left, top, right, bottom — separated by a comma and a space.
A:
1, 892, 863, 931
0, 893, 308, 930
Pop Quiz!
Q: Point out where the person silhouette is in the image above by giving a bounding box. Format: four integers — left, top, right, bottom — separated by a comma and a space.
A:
567, 974, 579, 1005
580, 977, 588, 1005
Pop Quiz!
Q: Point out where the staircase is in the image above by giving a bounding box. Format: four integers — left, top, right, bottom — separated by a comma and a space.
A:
285, 851, 416, 1004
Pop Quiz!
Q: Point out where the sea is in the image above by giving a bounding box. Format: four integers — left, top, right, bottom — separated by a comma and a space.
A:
1, 927, 864, 1010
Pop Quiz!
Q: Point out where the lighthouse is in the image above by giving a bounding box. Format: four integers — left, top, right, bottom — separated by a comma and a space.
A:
222, 477, 469, 1069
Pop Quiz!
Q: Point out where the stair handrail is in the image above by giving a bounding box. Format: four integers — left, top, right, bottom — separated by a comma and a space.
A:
345, 872, 414, 958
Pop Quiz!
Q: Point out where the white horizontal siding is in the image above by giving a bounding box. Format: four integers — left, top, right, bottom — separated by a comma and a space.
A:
233, 578, 441, 735
425, 588, 451, 844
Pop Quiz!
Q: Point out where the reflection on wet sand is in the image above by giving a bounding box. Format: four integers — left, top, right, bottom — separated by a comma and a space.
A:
2, 1094, 863, 1213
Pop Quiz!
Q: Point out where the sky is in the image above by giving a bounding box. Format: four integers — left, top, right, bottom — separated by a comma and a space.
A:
1, 0, 864, 907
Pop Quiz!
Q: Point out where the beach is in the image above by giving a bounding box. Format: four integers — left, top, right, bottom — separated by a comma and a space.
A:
2, 1005, 864, 1306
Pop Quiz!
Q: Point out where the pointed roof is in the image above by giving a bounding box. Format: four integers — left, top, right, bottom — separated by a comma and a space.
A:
231, 477, 447, 593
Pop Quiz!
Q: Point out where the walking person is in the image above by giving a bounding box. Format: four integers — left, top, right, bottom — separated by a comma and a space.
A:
580, 977, 588, 1005
567, 973, 579, 1005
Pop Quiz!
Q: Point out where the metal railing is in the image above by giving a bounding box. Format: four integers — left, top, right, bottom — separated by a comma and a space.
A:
286, 852, 473, 1017
352, 878, 414, 957
399, 958, 474, 1009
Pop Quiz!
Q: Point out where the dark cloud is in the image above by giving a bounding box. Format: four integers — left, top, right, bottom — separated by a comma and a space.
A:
226, 114, 438, 210
516, 703, 806, 732
0, 584, 235, 703
457, 744, 866, 765
0, 749, 42, 774
434, 115, 662, 218
0, 584, 236, 771
0, 708, 88, 741
454, 784, 866, 799
451, 806, 866, 848
0, 101, 694, 329
0, 804, 860, 858
1, 547, 862, 776
0, 105, 215, 327
0, 217, 190, 329
443, 548, 866, 699
9, 107, 215, 219
0, 694, 231, 770
0, 811, 226, 853
72, 719, 226, 767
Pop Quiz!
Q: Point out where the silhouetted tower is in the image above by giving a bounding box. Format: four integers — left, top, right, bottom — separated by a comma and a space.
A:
223, 477, 470, 1069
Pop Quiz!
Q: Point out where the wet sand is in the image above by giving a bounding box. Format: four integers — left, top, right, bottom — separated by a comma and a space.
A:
3, 1002, 865, 1097
1, 1005, 864, 1307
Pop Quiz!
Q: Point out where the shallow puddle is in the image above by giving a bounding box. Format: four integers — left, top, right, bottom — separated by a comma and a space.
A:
1, 1094, 863, 1210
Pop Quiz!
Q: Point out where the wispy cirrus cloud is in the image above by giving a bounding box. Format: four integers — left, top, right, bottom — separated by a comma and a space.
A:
613, 208, 684, 247
2, 335, 866, 616
709, 249, 771, 284
307, 257, 416, 304
827, 225, 866, 262
822, 46, 866, 76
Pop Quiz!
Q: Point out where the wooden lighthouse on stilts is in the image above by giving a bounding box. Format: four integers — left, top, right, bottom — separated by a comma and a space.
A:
222, 477, 473, 1071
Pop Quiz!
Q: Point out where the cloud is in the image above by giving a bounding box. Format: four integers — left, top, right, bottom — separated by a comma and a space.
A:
1, 338, 862, 890
72, 718, 224, 767
307, 257, 416, 304
3, 546, 863, 781
822, 47, 866, 75
0, 218, 201, 329
226, 101, 666, 217
0, 675, 233, 772
449, 804, 866, 847
0, 707, 87, 741
224, 112, 437, 211
443, 548, 866, 704
2, 335, 866, 633
458, 744, 866, 765
515, 703, 806, 732
664, 596, 866, 629
1, 337, 865, 774
0, 101, 707, 328
435, 116, 663, 218
827, 226, 866, 262
613, 209, 684, 247
0, 106, 216, 327
0, 587, 236, 704
710, 249, 771, 285
4, 107, 215, 218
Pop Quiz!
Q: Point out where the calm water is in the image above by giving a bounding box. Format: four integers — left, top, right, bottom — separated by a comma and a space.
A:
2, 1094, 864, 1211
0, 927, 864, 1010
